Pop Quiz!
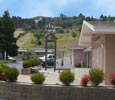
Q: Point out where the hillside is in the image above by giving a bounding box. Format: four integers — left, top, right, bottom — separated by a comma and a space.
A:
14, 29, 37, 48
13, 13, 115, 49
14, 28, 79, 49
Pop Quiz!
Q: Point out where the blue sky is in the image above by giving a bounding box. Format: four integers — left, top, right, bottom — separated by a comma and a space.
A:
0, 0, 115, 18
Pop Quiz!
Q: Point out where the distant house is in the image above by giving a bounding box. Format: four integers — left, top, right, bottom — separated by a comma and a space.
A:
46, 23, 54, 30
69, 40, 86, 67
54, 26, 62, 31
46, 23, 62, 31
79, 20, 115, 85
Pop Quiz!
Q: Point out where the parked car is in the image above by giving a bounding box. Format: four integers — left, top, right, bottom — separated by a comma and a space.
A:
8, 56, 16, 62
39, 54, 55, 67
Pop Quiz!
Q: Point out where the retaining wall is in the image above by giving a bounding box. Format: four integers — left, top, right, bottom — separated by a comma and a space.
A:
0, 82, 115, 100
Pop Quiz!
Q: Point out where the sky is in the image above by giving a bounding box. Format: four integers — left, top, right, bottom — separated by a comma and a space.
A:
0, 0, 115, 18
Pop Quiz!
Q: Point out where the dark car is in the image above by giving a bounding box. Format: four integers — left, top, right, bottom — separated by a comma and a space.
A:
39, 54, 55, 67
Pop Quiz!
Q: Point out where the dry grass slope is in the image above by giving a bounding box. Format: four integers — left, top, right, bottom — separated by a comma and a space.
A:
14, 28, 79, 49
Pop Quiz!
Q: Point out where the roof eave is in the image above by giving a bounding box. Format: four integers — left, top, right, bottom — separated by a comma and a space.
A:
79, 20, 94, 47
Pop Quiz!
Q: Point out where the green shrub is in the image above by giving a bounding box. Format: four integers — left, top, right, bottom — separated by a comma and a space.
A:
59, 71, 74, 86
23, 60, 30, 68
0, 66, 4, 74
31, 72, 45, 84
0, 60, 10, 64
72, 32, 77, 38
0, 64, 9, 81
4, 67, 19, 82
0, 64, 9, 69
29, 58, 41, 67
28, 59, 34, 67
23, 58, 41, 68
38, 40, 42, 45
57, 29, 64, 33
89, 68, 104, 87
0, 64, 9, 73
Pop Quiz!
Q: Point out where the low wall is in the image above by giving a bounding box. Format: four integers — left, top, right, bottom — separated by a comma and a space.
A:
0, 82, 115, 100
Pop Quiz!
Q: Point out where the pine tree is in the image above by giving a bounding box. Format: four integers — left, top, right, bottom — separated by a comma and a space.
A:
0, 10, 18, 59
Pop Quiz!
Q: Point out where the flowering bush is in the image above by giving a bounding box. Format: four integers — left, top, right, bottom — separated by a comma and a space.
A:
0, 72, 5, 81
109, 72, 115, 86
80, 74, 89, 86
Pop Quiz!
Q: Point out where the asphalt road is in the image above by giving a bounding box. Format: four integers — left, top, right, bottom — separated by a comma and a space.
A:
6, 60, 23, 73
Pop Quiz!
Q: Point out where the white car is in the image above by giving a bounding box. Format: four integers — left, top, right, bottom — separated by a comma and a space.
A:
8, 56, 16, 62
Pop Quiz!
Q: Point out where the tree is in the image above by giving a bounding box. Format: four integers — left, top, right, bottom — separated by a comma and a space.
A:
62, 21, 72, 28
24, 49, 32, 60
60, 13, 66, 18
102, 16, 107, 21
100, 14, 107, 21
72, 32, 77, 38
100, 14, 104, 20
0, 10, 18, 59
78, 13, 85, 19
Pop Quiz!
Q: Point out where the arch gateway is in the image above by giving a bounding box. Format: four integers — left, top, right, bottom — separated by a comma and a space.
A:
45, 32, 57, 70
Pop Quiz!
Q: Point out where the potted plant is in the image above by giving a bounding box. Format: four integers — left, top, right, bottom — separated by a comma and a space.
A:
21, 57, 41, 75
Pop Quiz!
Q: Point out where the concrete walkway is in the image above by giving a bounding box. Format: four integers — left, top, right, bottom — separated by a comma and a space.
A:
17, 68, 90, 85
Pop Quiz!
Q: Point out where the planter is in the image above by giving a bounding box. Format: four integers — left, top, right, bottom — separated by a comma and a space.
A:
21, 68, 31, 75
21, 66, 42, 75
30, 66, 41, 73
